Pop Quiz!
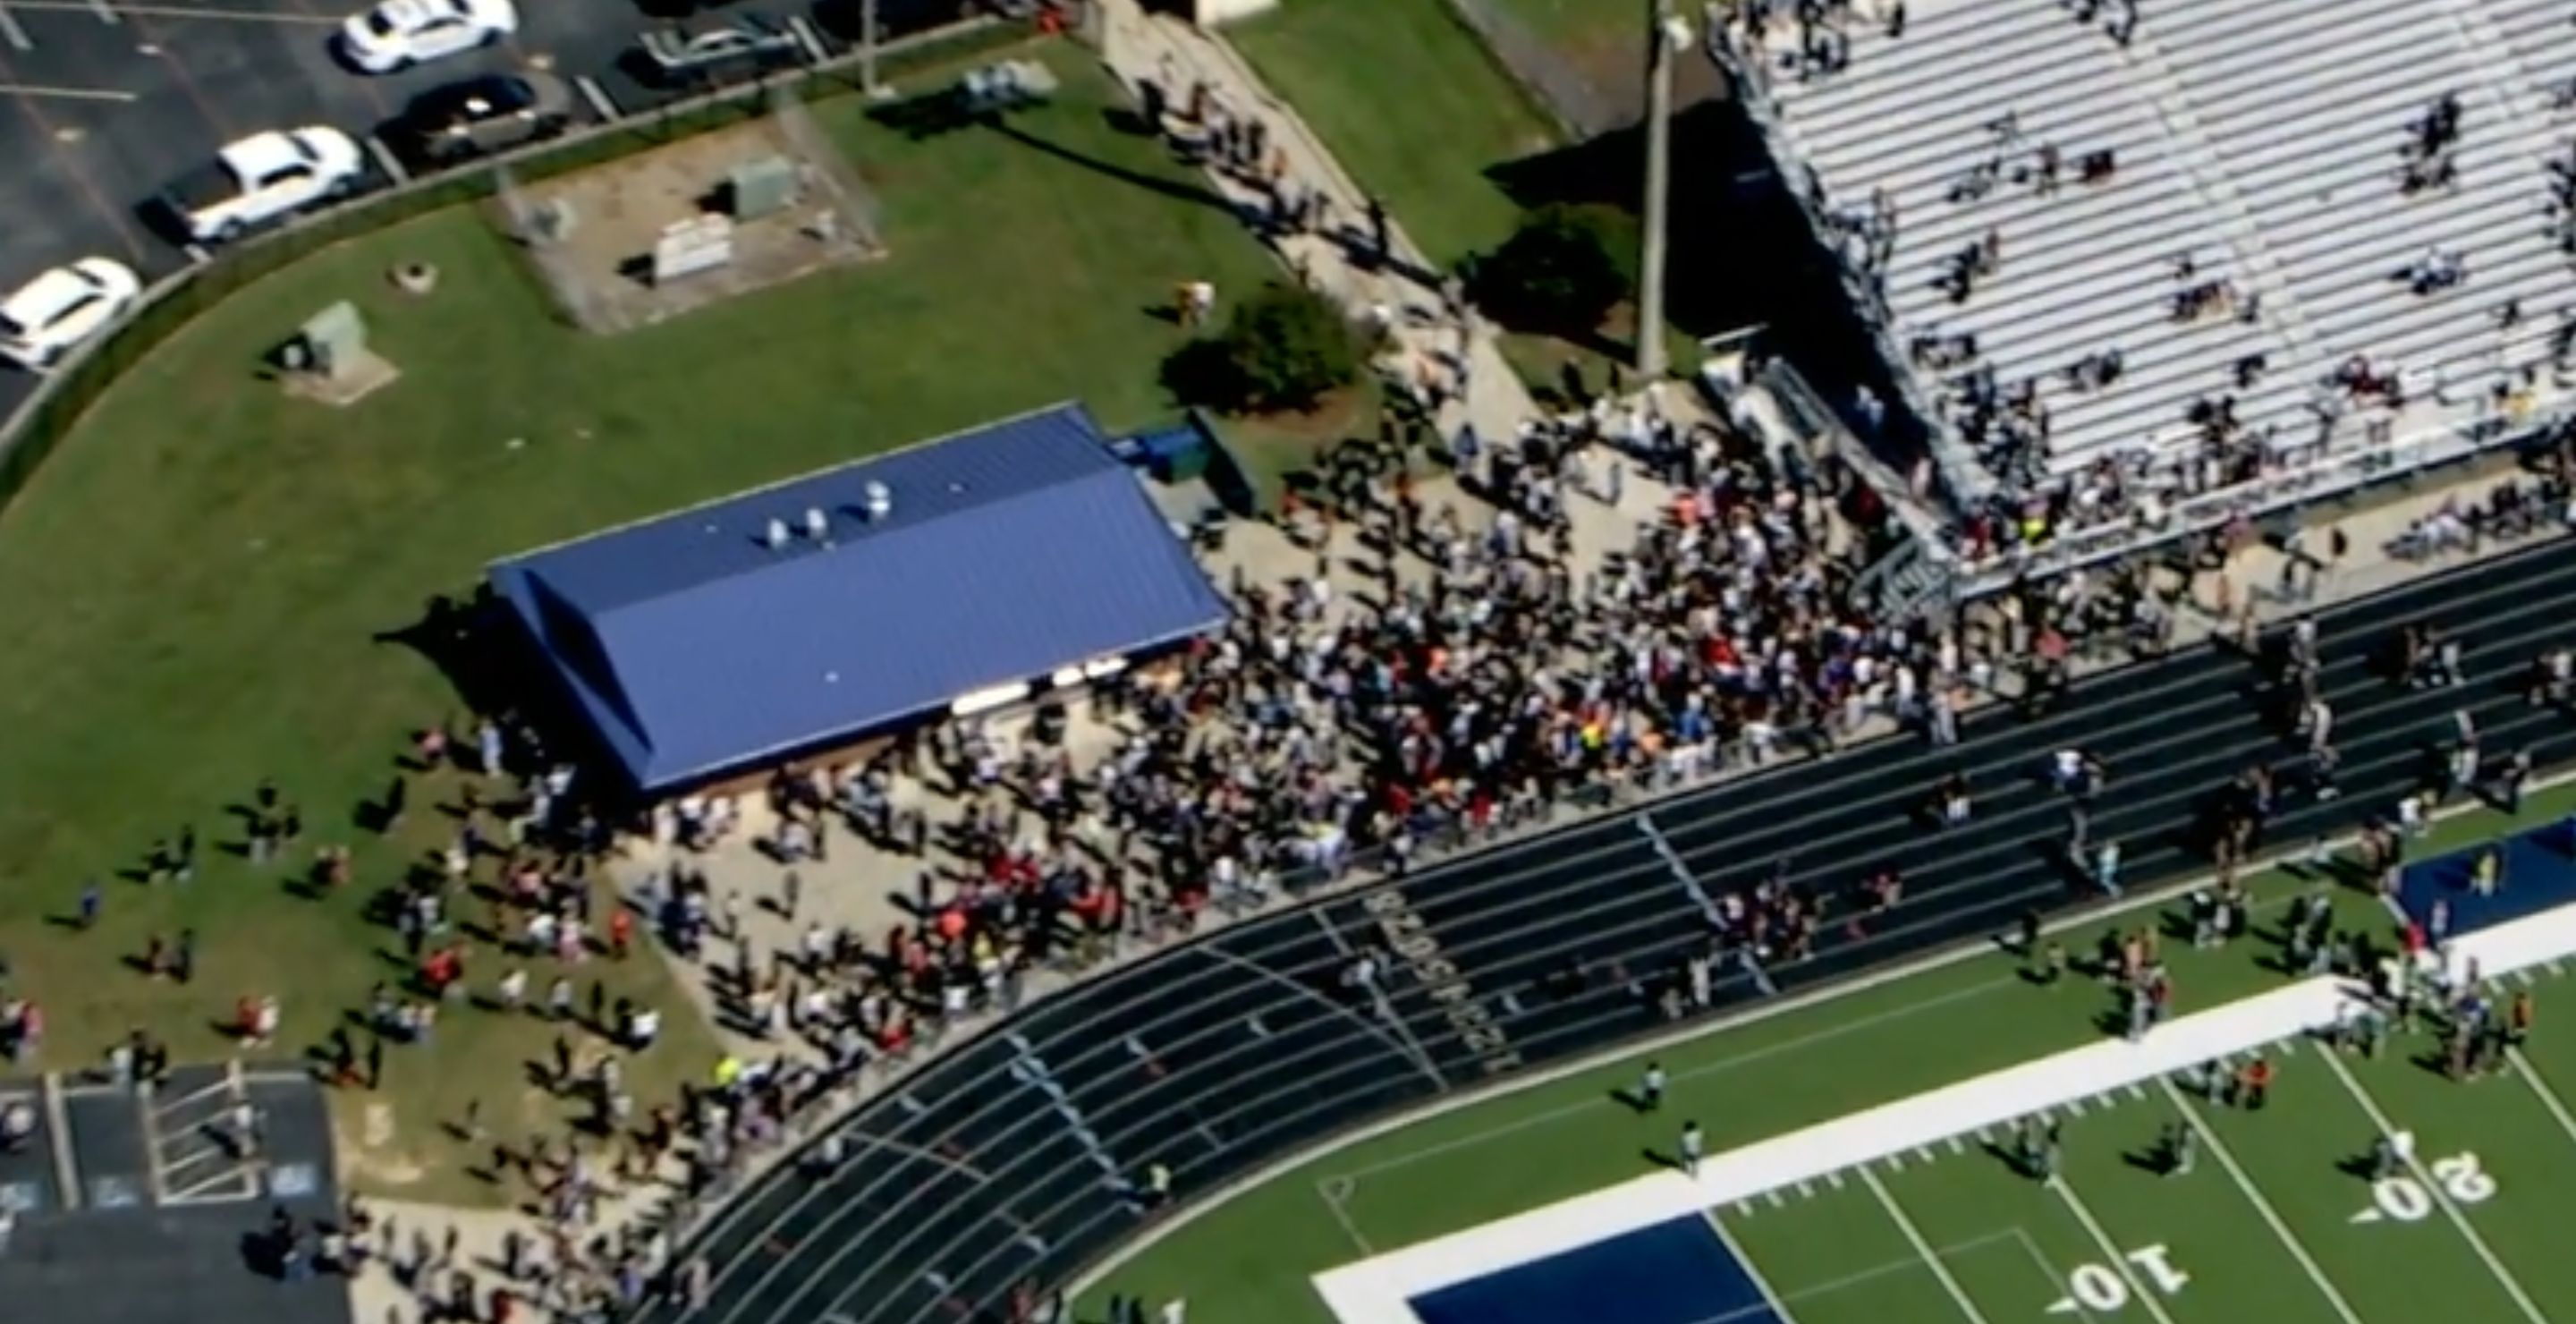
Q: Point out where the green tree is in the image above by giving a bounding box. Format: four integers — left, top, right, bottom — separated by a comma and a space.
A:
1163, 282, 1366, 414
1468, 203, 1633, 334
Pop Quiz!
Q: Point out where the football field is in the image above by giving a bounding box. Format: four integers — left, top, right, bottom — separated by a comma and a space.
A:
1716, 1024, 2576, 1324
1089, 782, 2576, 1324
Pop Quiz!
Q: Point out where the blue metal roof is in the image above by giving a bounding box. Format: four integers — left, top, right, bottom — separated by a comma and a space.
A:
490, 403, 1228, 791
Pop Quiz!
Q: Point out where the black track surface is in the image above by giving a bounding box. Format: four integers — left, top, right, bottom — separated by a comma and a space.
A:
647, 536, 2576, 1324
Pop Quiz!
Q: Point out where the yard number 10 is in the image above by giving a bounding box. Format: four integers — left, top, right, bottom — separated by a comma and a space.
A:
2048, 1243, 2190, 1313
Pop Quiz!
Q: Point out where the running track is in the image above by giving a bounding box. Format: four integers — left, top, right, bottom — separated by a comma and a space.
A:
643, 535, 2576, 1324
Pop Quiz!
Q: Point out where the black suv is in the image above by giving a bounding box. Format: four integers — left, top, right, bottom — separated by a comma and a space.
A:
398, 72, 574, 166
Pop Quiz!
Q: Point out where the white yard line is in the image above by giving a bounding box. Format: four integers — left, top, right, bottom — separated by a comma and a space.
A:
1700, 1234, 2019, 1324
2047, 1175, 2180, 1324
1315, 1177, 1375, 1255
1701, 1211, 1801, 1322
2316, 1049, 2548, 1324
2153, 1077, 2364, 1324
1859, 1167, 1991, 1324
2005, 1226, 2091, 1324
2504, 1048, 2576, 1153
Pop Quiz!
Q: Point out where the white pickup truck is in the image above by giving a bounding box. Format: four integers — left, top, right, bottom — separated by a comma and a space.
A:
160, 128, 367, 246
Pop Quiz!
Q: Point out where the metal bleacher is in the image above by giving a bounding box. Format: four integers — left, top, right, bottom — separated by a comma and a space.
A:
1716, 0, 2576, 575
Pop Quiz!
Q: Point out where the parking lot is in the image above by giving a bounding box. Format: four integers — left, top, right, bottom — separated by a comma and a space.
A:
0, 0, 982, 408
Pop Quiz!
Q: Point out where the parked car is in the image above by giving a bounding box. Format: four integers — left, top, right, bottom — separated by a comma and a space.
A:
397, 71, 572, 165
158, 128, 366, 246
633, 16, 803, 87
0, 258, 140, 371
338, 0, 516, 72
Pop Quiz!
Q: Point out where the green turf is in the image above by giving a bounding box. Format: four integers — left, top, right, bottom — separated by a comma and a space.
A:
1086, 782, 2576, 1324
0, 37, 1286, 1202
1231, 0, 1564, 270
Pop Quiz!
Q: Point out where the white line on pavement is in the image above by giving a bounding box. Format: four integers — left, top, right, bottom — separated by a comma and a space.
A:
40, 1075, 79, 1211
2048, 1175, 2180, 1324
573, 72, 616, 121
364, 132, 407, 184
0, 81, 132, 101
0, 4, 33, 49
4, 0, 327, 21
1701, 1210, 1803, 1322
785, 13, 824, 64
2317, 1049, 2548, 1324
1860, 1167, 1991, 1324
2155, 1077, 2364, 1324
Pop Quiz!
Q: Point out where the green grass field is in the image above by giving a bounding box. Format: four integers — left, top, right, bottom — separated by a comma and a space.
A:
1233, 0, 1563, 269
1086, 782, 2576, 1324
0, 38, 1288, 1202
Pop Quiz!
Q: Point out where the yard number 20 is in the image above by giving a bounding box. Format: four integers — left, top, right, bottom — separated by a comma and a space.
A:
2372, 1151, 2499, 1222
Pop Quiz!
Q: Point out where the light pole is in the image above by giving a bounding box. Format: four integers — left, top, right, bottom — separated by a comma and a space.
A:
860, 0, 880, 96
1638, 2, 1688, 379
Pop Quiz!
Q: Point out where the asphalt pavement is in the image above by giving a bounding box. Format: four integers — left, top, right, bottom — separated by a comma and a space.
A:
0, 0, 979, 404
645, 532, 2576, 1324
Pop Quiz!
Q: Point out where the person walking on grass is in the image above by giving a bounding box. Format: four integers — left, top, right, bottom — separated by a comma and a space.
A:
1638, 1061, 1666, 1112
1679, 1120, 1704, 1177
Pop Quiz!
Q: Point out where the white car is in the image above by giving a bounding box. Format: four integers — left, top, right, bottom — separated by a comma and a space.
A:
0, 258, 140, 371
339, 0, 515, 73
161, 128, 368, 245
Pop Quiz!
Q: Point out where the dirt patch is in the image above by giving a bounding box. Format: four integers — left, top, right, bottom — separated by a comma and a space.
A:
495, 106, 886, 335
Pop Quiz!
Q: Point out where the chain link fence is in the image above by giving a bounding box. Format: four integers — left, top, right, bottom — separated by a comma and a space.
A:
768, 83, 888, 254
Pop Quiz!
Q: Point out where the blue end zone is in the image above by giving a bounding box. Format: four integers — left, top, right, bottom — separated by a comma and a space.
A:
2396, 815, 2576, 934
1407, 1215, 1782, 1324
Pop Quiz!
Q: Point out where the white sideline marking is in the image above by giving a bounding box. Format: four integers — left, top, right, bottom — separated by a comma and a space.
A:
1701, 1212, 1801, 1322
2504, 1048, 2576, 1156
2049, 1176, 2179, 1324
2156, 1077, 2364, 1324
1860, 1167, 1989, 1324
2317, 1050, 2548, 1324
1310, 901, 2576, 1323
